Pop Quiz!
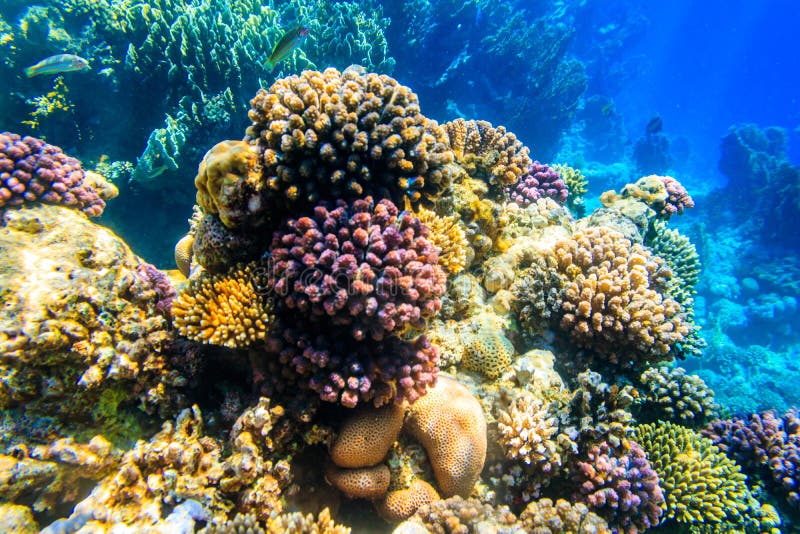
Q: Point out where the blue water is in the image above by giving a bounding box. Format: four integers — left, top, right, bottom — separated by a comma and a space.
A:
1, 0, 799, 531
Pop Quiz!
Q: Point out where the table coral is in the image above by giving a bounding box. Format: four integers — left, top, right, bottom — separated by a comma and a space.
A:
570, 439, 664, 533
171, 262, 274, 349
442, 118, 532, 187
634, 421, 750, 525
636, 366, 717, 428
0, 204, 187, 436
0, 132, 110, 217
703, 409, 800, 513
246, 68, 454, 211
506, 161, 569, 207
268, 197, 446, 341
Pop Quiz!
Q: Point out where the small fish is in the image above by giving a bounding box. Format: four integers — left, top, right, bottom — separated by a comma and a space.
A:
343, 64, 366, 76
265, 26, 310, 72
646, 114, 663, 135
24, 54, 90, 78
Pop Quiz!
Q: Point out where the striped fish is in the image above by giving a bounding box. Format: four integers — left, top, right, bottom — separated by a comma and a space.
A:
265, 26, 310, 72
24, 54, 90, 78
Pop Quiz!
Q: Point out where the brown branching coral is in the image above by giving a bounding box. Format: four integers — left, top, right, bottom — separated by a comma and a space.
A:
172, 262, 274, 349
497, 392, 561, 473
415, 206, 470, 274
246, 67, 454, 210
443, 118, 531, 186
556, 226, 689, 368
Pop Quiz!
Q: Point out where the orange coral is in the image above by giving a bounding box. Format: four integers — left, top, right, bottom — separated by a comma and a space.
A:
376, 479, 441, 522
415, 206, 470, 274
174, 234, 194, 277
329, 404, 405, 468
325, 463, 391, 499
171, 262, 273, 349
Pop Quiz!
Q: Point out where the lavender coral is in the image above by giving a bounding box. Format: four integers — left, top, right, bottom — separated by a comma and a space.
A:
268, 197, 446, 341
703, 409, 800, 512
0, 132, 108, 216
571, 439, 664, 533
506, 161, 569, 207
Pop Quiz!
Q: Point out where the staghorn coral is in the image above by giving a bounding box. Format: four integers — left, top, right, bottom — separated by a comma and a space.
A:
404, 376, 487, 498
171, 262, 274, 349
506, 161, 569, 207
703, 409, 800, 513
497, 392, 561, 475
555, 226, 690, 369
570, 439, 664, 533
634, 421, 750, 525
554, 164, 588, 217
246, 68, 454, 211
268, 197, 446, 341
636, 367, 717, 427
266, 320, 438, 408
0, 204, 187, 436
0, 132, 110, 217
414, 206, 470, 274
519, 498, 611, 533
442, 118, 532, 187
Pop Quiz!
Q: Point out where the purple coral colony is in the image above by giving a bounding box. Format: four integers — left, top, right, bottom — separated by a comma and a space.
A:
0, 7, 796, 534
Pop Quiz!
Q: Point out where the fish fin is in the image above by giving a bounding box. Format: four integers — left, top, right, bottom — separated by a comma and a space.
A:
24, 66, 37, 78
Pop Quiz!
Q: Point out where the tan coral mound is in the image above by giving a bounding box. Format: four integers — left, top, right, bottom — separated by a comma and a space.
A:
556, 226, 689, 367
377, 479, 441, 522
246, 67, 454, 207
174, 233, 194, 277
195, 140, 263, 229
325, 463, 390, 499
415, 206, 470, 274
172, 262, 273, 349
405, 376, 487, 497
443, 118, 531, 186
329, 403, 405, 468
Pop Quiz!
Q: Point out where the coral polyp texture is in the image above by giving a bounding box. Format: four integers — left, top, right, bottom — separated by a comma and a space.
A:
703, 409, 800, 513
267, 197, 446, 341
506, 161, 569, 207
0, 132, 110, 217
171, 262, 274, 349
555, 226, 689, 368
442, 118, 531, 186
246, 67, 454, 210
634, 421, 750, 525
570, 439, 664, 533
266, 322, 438, 408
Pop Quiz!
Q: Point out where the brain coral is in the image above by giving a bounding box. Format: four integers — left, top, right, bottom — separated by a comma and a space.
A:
0, 132, 110, 217
634, 421, 749, 525
266, 320, 438, 408
506, 161, 569, 207
703, 409, 800, 513
555, 226, 689, 368
404, 376, 487, 497
377, 479, 441, 522
171, 262, 274, 349
442, 118, 531, 186
570, 439, 664, 533
267, 196, 446, 341
246, 67, 454, 210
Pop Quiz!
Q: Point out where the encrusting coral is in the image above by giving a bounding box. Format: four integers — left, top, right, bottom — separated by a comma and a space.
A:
634, 421, 750, 525
267, 196, 446, 341
246, 67, 454, 211
442, 118, 531, 186
171, 262, 274, 349
0, 132, 113, 216
460, 314, 516, 379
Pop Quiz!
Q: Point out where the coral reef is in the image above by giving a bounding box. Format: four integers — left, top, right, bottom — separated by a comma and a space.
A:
635, 366, 717, 427
570, 439, 664, 533
0, 132, 111, 216
634, 421, 750, 525
600, 174, 695, 221
171, 262, 274, 349
442, 118, 531, 186
414, 206, 470, 274
267, 197, 446, 341
0, 204, 187, 438
497, 392, 560, 472
246, 68, 454, 211
703, 409, 800, 513
398, 496, 518, 532
518, 498, 611, 533
506, 161, 569, 207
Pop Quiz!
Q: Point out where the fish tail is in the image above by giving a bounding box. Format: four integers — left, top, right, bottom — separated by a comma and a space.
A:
24, 66, 37, 78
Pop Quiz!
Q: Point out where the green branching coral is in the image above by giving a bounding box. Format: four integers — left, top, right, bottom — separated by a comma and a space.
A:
634, 422, 750, 525
553, 164, 588, 217
646, 220, 700, 310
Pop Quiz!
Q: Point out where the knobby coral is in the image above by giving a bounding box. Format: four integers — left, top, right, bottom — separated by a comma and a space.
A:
636, 366, 717, 427
267, 197, 446, 341
506, 161, 569, 207
171, 262, 274, 349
